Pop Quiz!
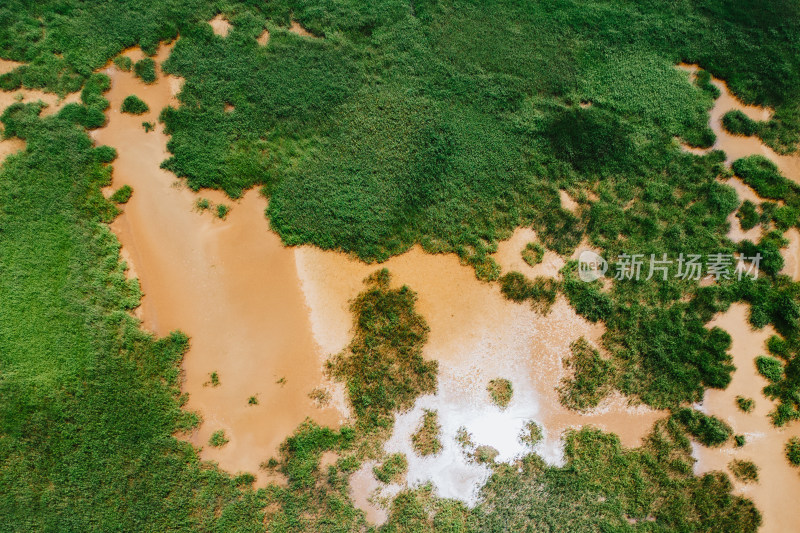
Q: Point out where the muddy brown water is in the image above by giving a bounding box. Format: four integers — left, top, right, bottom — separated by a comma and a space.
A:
678, 65, 800, 532
91, 44, 344, 484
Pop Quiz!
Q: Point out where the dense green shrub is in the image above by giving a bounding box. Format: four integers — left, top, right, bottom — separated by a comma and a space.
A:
93, 145, 117, 163
736, 200, 760, 230
327, 270, 436, 429
134, 57, 157, 83
121, 95, 149, 115
109, 184, 133, 204
672, 408, 733, 447
723, 110, 760, 136
732, 155, 796, 199
756, 355, 784, 382
208, 429, 229, 447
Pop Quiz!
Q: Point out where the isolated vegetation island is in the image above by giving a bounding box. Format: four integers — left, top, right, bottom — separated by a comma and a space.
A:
1, 0, 799, 531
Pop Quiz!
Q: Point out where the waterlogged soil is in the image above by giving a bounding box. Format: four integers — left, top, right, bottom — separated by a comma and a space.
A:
677, 64, 800, 531
697, 304, 800, 533
296, 244, 663, 520
92, 44, 344, 484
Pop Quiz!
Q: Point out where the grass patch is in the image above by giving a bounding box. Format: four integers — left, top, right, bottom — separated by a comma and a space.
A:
736, 396, 755, 413
729, 459, 759, 483
737, 200, 760, 231
521, 242, 545, 267
327, 269, 436, 430
373, 453, 407, 484
113, 56, 133, 72
208, 429, 229, 448
487, 378, 513, 409
411, 409, 442, 457
723, 110, 760, 137
558, 337, 615, 411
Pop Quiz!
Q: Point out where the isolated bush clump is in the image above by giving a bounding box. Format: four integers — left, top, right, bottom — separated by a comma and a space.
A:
521, 242, 545, 267
559, 337, 614, 411
121, 95, 149, 115
786, 437, 800, 466
208, 430, 229, 447
473, 445, 499, 464
134, 58, 157, 83
736, 396, 755, 413
487, 378, 513, 409
729, 459, 759, 483
411, 409, 442, 456
519, 420, 543, 447
723, 110, 759, 136
672, 408, 732, 447
215, 204, 230, 219
110, 185, 132, 204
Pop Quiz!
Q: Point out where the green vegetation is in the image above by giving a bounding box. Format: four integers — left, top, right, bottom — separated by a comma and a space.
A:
473, 445, 499, 464
109, 184, 133, 204
521, 242, 545, 267
729, 459, 759, 483
121, 94, 149, 115
756, 354, 785, 382
487, 378, 513, 409
672, 408, 733, 447
558, 337, 615, 412
134, 57, 157, 84
0, 103, 266, 530
207, 371, 220, 387
499, 271, 558, 314
723, 110, 760, 137
737, 200, 760, 230
327, 269, 436, 430
519, 421, 543, 448
787, 437, 800, 466
373, 453, 407, 484
209, 429, 230, 447
113, 56, 133, 72
411, 410, 442, 457
474, 422, 760, 531
142, 121, 155, 132
247, 396, 258, 406
196, 197, 210, 211
216, 203, 230, 219
735, 434, 746, 447
736, 396, 755, 413
308, 387, 331, 407
732, 155, 800, 201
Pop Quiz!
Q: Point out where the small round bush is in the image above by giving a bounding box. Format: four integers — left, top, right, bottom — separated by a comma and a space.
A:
216, 204, 230, 219
121, 95, 149, 115
522, 242, 545, 267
